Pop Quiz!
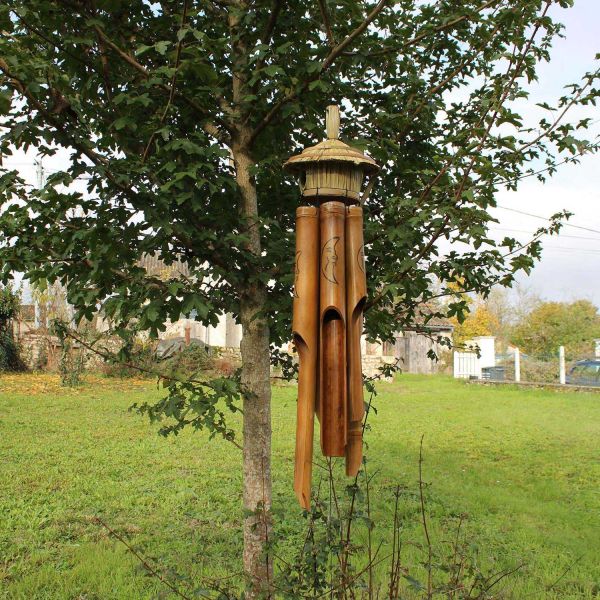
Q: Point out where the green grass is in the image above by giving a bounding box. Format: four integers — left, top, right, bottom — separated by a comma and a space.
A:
1, 373, 599, 598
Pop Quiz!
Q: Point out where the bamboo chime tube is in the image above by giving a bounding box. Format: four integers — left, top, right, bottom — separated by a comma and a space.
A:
319, 201, 347, 457
288, 104, 379, 508
345, 205, 367, 476
292, 206, 320, 509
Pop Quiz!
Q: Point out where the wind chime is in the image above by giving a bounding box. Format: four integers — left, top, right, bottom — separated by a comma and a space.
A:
284, 106, 380, 509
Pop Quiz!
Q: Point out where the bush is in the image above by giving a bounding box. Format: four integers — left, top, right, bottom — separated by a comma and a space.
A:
213, 356, 236, 377
99, 339, 157, 378
161, 343, 214, 377
500, 356, 559, 383
0, 329, 26, 372
58, 338, 86, 387
0, 285, 26, 372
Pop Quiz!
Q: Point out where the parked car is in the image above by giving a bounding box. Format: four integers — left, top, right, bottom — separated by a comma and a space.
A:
566, 359, 600, 387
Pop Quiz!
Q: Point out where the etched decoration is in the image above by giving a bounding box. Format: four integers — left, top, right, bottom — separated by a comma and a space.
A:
293, 250, 301, 298
321, 236, 340, 284
357, 244, 365, 273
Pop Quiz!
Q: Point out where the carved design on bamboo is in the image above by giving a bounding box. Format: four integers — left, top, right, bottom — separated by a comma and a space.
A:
321, 236, 340, 284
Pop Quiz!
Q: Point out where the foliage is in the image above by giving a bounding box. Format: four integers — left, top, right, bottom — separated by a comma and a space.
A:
450, 300, 500, 346
160, 343, 215, 378
1, 0, 599, 585
132, 375, 241, 442
32, 337, 49, 370
57, 335, 86, 386
0, 284, 26, 371
0, 0, 597, 379
0, 329, 25, 372
100, 339, 157, 378
1, 375, 599, 598
30, 279, 71, 330
500, 354, 560, 383
0, 283, 20, 323
511, 299, 600, 358
483, 285, 542, 350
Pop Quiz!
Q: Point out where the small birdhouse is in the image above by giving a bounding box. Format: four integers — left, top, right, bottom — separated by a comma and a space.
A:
284, 105, 379, 203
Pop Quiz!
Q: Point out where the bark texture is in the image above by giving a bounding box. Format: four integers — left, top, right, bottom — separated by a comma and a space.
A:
234, 145, 274, 596
230, 3, 273, 591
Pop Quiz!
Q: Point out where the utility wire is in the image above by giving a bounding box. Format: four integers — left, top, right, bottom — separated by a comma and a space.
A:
496, 205, 600, 235
542, 246, 600, 254
489, 227, 600, 241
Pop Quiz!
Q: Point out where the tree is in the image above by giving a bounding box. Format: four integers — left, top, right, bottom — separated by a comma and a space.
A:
1, 0, 598, 592
486, 282, 540, 323
451, 300, 500, 346
511, 299, 600, 358
31, 279, 71, 330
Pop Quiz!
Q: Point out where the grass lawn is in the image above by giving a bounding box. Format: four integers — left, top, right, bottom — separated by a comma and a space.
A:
0, 373, 599, 599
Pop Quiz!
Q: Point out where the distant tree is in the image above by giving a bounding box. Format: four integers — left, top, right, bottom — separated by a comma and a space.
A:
451, 300, 500, 345
31, 280, 71, 330
484, 284, 542, 349
1, 0, 599, 591
511, 299, 600, 358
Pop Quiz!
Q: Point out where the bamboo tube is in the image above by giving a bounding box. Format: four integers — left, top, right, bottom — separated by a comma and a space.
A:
345, 205, 367, 476
293, 206, 320, 509
319, 201, 347, 457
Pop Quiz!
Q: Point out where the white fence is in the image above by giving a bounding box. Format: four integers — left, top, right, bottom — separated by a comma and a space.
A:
454, 343, 575, 385
453, 351, 481, 379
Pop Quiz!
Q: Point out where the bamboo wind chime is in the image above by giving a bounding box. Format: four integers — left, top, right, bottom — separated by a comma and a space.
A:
284, 106, 380, 509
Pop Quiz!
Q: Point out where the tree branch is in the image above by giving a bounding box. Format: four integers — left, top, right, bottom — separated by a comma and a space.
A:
262, 0, 284, 45
92, 24, 230, 143
249, 0, 389, 145
452, 1, 552, 204
401, 0, 501, 51
518, 71, 598, 154
142, 0, 189, 163
317, 0, 335, 46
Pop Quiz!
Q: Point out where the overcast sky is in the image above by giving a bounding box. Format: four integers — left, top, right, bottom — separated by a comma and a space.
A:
2, 0, 599, 304
489, 0, 600, 303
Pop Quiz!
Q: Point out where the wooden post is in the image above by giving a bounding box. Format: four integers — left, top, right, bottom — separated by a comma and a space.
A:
184, 324, 191, 346
559, 346, 566, 384
514, 347, 520, 383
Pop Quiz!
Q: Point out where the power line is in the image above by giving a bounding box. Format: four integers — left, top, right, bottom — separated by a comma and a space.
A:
542, 245, 600, 254
496, 205, 600, 235
489, 227, 600, 242
543, 248, 600, 257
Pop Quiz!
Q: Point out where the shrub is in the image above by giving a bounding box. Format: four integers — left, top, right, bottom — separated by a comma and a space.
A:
213, 356, 236, 377
101, 342, 157, 379
0, 329, 26, 372
0, 285, 26, 372
500, 356, 559, 383
58, 337, 86, 386
161, 343, 214, 377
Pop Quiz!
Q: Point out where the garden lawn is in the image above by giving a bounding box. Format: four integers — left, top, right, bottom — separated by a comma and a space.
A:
0, 373, 599, 599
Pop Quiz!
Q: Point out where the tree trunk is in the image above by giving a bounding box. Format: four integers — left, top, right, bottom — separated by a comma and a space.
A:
234, 145, 273, 597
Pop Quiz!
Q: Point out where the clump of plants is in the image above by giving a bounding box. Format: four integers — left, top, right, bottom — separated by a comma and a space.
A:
101, 339, 158, 379
0, 284, 26, 372
52, 323, 89, 386
161, 343, 215, 378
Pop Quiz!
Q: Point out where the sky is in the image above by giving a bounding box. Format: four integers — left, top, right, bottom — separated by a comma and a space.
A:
488, 0, 600, 303
2, 0, 599, 304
